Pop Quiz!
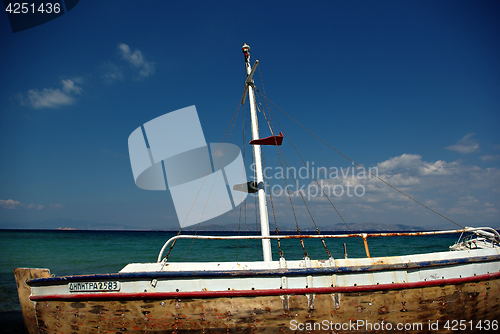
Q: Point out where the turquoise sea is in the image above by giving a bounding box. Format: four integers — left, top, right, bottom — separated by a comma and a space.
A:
0, 229, 462, 315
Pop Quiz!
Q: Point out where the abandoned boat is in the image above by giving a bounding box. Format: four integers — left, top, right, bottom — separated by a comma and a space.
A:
15, 44, 500, 333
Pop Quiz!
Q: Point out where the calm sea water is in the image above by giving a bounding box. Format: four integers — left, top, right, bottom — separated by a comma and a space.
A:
0, 229, 460, 312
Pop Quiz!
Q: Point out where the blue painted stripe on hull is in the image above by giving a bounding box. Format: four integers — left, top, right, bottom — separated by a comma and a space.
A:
28, 254, 500, 286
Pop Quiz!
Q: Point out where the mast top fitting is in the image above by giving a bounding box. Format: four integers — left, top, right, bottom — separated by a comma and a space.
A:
242, 43, 250, 58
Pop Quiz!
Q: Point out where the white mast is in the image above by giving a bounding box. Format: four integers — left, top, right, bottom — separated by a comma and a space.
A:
242, 43, 272, 262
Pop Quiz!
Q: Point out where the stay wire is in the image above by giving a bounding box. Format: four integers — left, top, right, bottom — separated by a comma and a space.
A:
263, 97, 352, 233
253, 84, 283, 256
236, 105, 248, 260
258, 93, 464, 229
261, 142, 284, 258
260, 99, 332, 258
236, 104, 248, 261
256, 87, 365, 251
261, 98, 362, 251
253, 95, 308, 258
163, 103, 242, 261
251, 109, 259, 246
255, 70, 331, 257
184, 104, 242, 260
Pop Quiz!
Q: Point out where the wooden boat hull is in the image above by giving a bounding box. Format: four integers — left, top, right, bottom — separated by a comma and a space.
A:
28, 277, 500, 333
15, 248, 500, 333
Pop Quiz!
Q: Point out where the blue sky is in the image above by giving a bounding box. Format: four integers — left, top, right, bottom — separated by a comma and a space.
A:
1, 0, 499, 230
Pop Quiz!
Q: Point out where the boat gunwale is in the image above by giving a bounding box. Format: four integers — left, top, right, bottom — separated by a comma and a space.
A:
29, 271, 500, 301
27, 253, 500, 286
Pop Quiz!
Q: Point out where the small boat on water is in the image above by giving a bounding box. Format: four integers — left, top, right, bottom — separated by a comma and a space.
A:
15, 44, 500, 333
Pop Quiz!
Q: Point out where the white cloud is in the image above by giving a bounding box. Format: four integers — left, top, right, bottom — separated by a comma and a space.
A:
265, 153, 499, 227
102, 62, 124, 84
445, 133, 479, 154
118, 43, 142, 67
0, 199, 22, 209
118, 43, 156, 79
27, 88, 73, 108
0, 199, 63, 210
20, 79, 82, 109
485, 207, 499, 214
27, 203, 45, 210
480, 155, 500, 161
61, 79, 82, 94
457, 195, 479, 206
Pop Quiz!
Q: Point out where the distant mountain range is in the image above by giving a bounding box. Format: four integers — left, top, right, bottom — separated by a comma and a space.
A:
181, 222, 426, 232
0, 218, 134, 230
1, 218, 498, 232
175, 221, 500, 232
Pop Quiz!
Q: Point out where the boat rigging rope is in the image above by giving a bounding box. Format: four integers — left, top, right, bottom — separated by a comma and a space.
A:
254, 185, 260, 255
257, 94, 333, 258
261, 145, 284, 258
256, 65, 329, 257
252, 85, 285, 257
184, 104, 243, 261
257, 92, 465, 230
251, 95, 308, 258
264, 101, 353, 233
163, 103, 243, 261
236, 104, 249, 261
255, 67, 364, 251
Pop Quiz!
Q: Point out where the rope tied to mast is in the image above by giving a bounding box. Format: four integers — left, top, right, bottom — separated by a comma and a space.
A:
257, 92, 465, 230
163, 103, 243, 261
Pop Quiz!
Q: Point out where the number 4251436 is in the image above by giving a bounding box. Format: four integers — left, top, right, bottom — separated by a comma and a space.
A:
444, 320, 498, 331
5, 2, 61, 14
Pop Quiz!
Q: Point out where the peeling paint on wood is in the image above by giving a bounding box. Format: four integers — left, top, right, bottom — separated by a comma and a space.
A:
14, 268, 51, 334
26, 276, 500, 333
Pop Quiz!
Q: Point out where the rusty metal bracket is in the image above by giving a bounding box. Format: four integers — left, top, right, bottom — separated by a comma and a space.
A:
362, 233, 371, 258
